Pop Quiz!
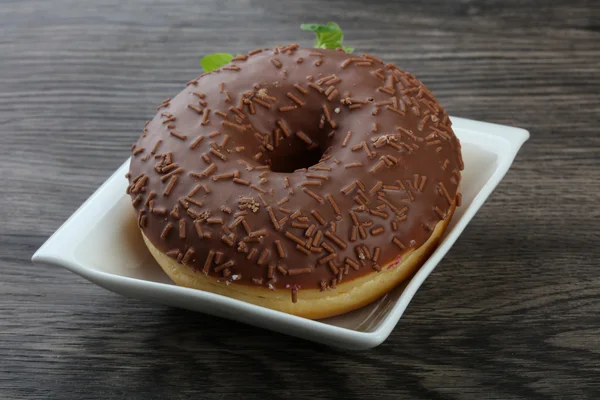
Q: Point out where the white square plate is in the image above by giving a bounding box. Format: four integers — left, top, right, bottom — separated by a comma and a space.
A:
32, 116, 528, 350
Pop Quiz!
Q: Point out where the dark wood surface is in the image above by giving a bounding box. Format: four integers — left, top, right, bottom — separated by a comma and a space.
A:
2, 0, 599, 398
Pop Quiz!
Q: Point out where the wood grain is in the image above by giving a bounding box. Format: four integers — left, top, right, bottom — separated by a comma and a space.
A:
1, 0, 599, 398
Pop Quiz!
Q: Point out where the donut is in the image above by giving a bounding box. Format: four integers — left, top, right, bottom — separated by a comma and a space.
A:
126, 44, 463, 319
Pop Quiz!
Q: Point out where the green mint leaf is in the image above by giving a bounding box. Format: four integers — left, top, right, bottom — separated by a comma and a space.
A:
300, 23, 338, 33
201, 53, 234, 72
300, 22, 353, 53
315, 22, 343, 49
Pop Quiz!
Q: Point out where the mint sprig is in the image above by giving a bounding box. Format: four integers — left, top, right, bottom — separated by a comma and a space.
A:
200, 53, 234, 72
300, 22, 354, 53
201, 22, 354, 72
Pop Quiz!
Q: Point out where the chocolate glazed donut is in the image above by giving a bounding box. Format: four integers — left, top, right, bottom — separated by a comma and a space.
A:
127, 44, 464, 319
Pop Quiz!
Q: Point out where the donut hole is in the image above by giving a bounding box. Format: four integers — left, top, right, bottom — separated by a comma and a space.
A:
268, 145, 327, 173
256, 110, 333, 173
367, 97, 374, 102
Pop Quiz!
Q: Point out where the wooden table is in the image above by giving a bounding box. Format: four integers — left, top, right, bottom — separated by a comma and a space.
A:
2, 0, 599, 398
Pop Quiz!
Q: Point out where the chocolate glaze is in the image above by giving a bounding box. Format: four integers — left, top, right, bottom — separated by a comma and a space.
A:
127, 45, 463, 298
